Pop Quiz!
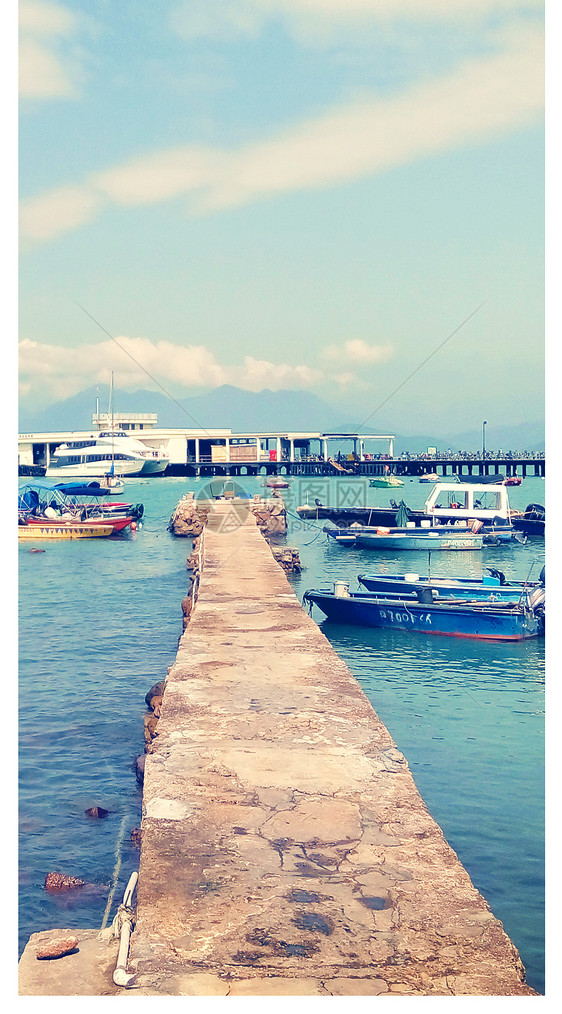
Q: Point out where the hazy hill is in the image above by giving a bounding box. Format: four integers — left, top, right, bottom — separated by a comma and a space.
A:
18, 384, 360, 433
18, 384, 545, 454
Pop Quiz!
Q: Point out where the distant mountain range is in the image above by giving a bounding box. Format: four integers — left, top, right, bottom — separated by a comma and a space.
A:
18, 384, 545, 454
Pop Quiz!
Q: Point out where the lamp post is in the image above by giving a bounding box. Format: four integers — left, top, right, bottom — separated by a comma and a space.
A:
482, 420, 487, 459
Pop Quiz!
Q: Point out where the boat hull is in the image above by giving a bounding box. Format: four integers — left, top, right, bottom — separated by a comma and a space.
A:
335, 527, 484, 550
358, 573, 537, 600
138, 459, 168, 476
303, 590, 542, 640
26, 514, 134, 532
355, 533, 482, 550
46, 460, 140, 478
18, 522, 113, 539
299, 503, 540, 537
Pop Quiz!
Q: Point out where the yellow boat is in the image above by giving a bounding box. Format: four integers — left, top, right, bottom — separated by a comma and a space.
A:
18, 521, 113, 539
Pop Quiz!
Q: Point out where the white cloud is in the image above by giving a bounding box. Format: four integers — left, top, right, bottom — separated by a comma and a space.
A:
19, 36, 74, 99
199, 27, 543, 210
19, 0, 76, 35
18, 337, 330, 402
234, 356, 323, 390
324, 340, 393, 364
18, 336, 225, 396
19, 0, 83, 99
19, 21, 543, 243
93, 148, 228, 206
19, 184, 105, 242
170, 0, 543, 45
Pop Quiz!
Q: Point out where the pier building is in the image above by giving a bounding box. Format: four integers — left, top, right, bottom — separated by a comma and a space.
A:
18, 415, 544, 479
18, 421, 395, 474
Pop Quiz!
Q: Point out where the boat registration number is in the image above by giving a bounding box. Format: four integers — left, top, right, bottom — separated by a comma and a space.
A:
379, 609, 431, 624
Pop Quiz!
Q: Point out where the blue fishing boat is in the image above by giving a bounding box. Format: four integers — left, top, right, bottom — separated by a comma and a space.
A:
325, 525, 484, 551
357, 567, 544, 601
303, 584, 545, 641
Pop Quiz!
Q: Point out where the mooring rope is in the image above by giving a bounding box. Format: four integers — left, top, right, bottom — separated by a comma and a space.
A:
100, 812, 129, 932
302, 526, 327, 546
285, 509, 326, 531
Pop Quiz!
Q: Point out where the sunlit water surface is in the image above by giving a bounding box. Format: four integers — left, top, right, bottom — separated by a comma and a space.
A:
19, 473, 545, 993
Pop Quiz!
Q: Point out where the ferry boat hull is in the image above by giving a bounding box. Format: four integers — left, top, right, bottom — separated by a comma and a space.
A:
46, 459, 140, 478
138, 458, 168, 476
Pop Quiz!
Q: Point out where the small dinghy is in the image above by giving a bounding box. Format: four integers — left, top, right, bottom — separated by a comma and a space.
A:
357, 566, 544, 601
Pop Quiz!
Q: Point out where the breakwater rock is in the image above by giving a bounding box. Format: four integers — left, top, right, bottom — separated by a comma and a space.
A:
270, 545, 302, 573
44, 873, 86, 893
168, 491, 287, 537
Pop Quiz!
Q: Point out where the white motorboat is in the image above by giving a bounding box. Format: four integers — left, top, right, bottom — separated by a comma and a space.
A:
45, 430, 169, 479
424, 481, 512, 525
46, 434, 145, 478
95, 430, 169, 476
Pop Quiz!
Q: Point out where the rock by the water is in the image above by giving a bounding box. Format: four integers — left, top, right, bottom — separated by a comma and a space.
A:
149, 695, 163, 717
44, 872, 86, 893
145, 680, 166, 708
130, 828, 142, 848
85, 806, 109, 819
144, 711, 159, 747
169, 491, 287, 536
270, 546, 303, 573
135, 754, 146, 784
36, 935, 79, 960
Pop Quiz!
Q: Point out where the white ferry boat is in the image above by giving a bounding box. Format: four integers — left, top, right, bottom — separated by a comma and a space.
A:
45, 431, 168, 478
96, 430, 169, 475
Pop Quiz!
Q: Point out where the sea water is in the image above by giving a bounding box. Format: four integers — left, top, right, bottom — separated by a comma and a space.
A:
18, 473, 546, 993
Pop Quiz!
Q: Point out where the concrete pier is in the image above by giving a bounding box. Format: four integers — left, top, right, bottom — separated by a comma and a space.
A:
128, 502, 535, 996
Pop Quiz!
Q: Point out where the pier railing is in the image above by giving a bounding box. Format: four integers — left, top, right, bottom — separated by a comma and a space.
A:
166, 452, 545, 479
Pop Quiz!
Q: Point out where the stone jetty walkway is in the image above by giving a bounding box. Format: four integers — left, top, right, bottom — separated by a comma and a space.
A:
127, 502, 534, 996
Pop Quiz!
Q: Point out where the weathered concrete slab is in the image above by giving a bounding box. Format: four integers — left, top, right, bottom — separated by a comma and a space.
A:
18, 929, 120, 995
128, 504, 535, 996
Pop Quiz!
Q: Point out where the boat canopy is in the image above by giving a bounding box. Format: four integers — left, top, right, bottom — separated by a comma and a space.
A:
53, 480, 110, 497
424, 482, 510, 521
19, 478, 110, 508
18, 481, 72, 512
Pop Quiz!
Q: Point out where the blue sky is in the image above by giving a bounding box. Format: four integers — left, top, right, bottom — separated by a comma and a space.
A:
17, 1, 545, 434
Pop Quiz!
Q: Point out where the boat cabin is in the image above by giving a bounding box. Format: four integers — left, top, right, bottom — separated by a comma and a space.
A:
424, 482, 510, 523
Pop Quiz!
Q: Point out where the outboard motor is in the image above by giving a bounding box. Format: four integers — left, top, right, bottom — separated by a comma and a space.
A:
527, 585, 546, 633
525, 503, 545, 522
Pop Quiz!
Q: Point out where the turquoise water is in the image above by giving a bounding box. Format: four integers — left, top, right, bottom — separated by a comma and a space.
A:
18, 473, 545, 993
